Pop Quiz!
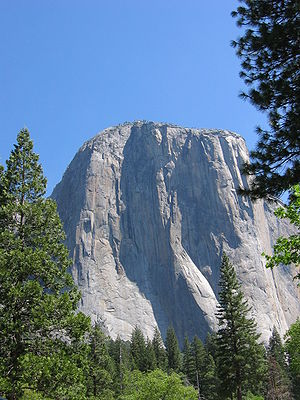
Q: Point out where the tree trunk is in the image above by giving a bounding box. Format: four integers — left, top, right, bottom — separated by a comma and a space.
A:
237, 385, 242, 400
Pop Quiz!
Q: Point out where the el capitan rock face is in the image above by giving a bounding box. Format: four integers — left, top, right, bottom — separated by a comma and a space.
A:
52, 121, 300, 344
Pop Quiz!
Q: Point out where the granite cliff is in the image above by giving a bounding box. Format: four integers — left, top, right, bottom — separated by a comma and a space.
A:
52, 121, 300, 344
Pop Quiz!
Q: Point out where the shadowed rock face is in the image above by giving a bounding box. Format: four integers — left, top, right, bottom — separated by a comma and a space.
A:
52, 121, 300, 345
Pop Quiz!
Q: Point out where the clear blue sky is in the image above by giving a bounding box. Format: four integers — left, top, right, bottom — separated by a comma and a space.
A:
0, 0, 268, 195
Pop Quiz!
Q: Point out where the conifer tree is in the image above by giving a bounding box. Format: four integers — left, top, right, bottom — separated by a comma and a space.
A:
232, 0, 300, 199
205, 332, 218, 361
193, 336, 207, 376
130, 326, 147, 372
201, 352, 218, 400
0, 129, 90, 400
266, 327, 293, 400
266, 357, 293, 400
215, 254, 266, 400
152, 327, 167, 371
192, 336, 218, 400
268, 328, 286, 369
165, 326, 181, 372
108, 336, 131, 396
285, 319, 300, 400
183, 336, 197, 385
145, 338, 156, 371
86, 323, 114, 398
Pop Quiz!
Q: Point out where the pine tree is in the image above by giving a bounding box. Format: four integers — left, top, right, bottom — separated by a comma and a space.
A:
183, 336, 197, 386
152, 327, 167, 371
0, 129, 90, 400
205, 332, 218, 361
266, 327, 293, 400
266, 357, 293, 400
192, 335, 218, 400
268, 328, 286, 369
165, 326, 181, 372
86, 323, 114, 398
130, 326, 147, 372
201, 352, 218, 400
285, 319, 300, 400
215, 254, 266, 400
145, 338, 156, 371
231, 0, 300, 199
108, 336, 131, 396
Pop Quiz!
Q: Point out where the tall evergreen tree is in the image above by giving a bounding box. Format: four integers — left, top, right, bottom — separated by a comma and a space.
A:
266, 357, 293, 400
215, 254, 266, 400
205, 332, 218, 362
108, 336, 131, 396
0, 129, 90, 400
165, 326, 181, 372
86, 323, 114, 398
266, 327, 293, 400
268, 327, 286, 369
192, 336, 218, 400
183, 336, 197, 386
130, 326, 147, 372
192, 336, 206, 377
232, 0, 300, 199
201, 352, 218, 400
285, 319, 300, 400
152, 327, 167, 371
145, 338, 156, 371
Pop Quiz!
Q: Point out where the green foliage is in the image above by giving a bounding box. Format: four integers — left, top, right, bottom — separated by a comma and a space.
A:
108, 336, 131, 396
5, 130, 299, 400
165, 326, 181, 372
245, 393, 264, 400
285, 319, 300, 399
192, 336, 206, 379
266, 328, 293, 400
0, 129, 90, 399
86, 323, 114, 398
129, 327, 148, 372
152, 327, 167, 371
264, 185, 300, 281
21, 390, 52, 399
119, 369, 198, 400
267, 327, 286, 369
200, 352, 218, 400
182, 335, 218, 398
232, 0, 300, 199
205, 332, 218, 361
145, 338, 156, 371
215, 254, 266, 400
183, 336, 197, 386
266, 357, 293, 400
129, 326, 160, 373
20, 349, 88, 400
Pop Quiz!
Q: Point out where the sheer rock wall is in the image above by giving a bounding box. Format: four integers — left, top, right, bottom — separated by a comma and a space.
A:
52, 122, 300, 344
